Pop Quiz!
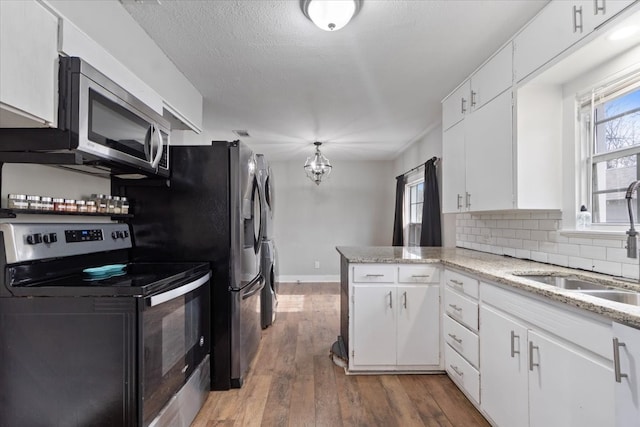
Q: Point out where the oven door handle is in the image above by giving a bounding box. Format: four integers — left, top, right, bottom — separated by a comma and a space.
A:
242, 275, 265, 300
148, 272, 211, 307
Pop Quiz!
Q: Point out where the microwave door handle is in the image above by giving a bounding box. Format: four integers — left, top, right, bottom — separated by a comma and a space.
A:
150, 123, 164, 169
144, 125, 152, 160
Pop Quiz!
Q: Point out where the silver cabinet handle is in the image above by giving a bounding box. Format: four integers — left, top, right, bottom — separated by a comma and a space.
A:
448, 333, 463, 344
402, 291, 407, 308
411, 275, 430, 278
613, 338, 629, 383
461, 97, 467, 114
529, 341, 539, 371
448, 304, 463, 312
388, 291, 393, 308
573, 5, 583, 33
450, 364, 464, 377
449, 279, 464, 290
510, 330, 520, 358
465, 192, 471, 209
470, 90, 477, 107
457, 194, 463, 210
365, 274, 384, 277
594, 0, 605, 14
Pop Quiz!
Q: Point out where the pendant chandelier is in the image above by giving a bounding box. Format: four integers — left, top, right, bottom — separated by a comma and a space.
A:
304, 142, 332, 185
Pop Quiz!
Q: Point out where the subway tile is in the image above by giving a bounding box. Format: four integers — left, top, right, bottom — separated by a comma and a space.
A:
523, 240, 539, 251
539, 220, 559, 231
522, 220, 539, 230
481, 228, 491, 236
568, 257, 593, 271
498, 220, 510, 228
548, 231, 569, 243
595, 239, 624, 248
497, 237, 510, 247
515, 249, 531, 259
622, 264, 639, 280
516, 229, 531, 239
569, 237, 593, 245
507, 238, 524, 249
490, 214, 503, 220
471, 227, 481, 235
530, 251, 548, 263
531, 230, 549, 241
531, 212, 549, 220
592, 260, 622, 277
502, 229, 517, 238
548, 254, 569, 267
557, 243, 580, 257
503, 247, 516, 257
607, 247, 631, 263
547, 211, 563, 220
515, 212, 532, 220
464, 227, 472, 234
489, 246, 504, 255
484, 220, 497, 228
579, 245, 606, 260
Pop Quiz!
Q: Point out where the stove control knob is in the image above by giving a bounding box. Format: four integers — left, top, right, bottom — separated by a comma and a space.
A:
112, 231, 118, 240
117, 231, 125, 239
42, 233, 57, 244
26, 233, 42, 245
123, 230, 129, 238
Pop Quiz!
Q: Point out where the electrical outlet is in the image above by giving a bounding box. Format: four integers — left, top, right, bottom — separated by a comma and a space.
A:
314, 261, 320, 269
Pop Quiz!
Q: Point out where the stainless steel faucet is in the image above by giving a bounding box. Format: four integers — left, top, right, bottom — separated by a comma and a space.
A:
625, 180, 640, 260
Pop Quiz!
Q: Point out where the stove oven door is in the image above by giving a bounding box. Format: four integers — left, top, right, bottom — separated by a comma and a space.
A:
141, 271, 211, 427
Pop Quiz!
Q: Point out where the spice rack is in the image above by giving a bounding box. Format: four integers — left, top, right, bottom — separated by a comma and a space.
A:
0, 208, 133, 219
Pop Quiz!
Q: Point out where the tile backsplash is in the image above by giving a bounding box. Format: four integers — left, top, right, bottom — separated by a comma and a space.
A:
456, 211, 638, 280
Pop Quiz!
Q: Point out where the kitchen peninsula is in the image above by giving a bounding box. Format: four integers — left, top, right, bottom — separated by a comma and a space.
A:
336, 246, 640, 427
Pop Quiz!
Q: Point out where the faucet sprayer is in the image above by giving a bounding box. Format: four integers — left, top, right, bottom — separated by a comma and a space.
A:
625, 180, 640, 258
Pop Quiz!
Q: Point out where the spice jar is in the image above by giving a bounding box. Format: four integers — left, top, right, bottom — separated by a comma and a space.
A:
95, 194, 108, 214
65, 199, 78, 212
27, 195, 42, 210
112, 196, 122, 214
7, 194, 28, 210
53, 198, 66, 212
120, 197, 130, 215
106, 195, 116, 214
86, 200, 97, 213
76, 200, 88, 213
41, 196, 54, 211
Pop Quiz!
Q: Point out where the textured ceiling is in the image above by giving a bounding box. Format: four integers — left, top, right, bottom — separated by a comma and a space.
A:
122, 0, 549, 161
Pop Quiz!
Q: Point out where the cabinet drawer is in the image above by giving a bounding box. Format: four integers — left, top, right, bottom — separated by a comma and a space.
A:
445, 288, 479, 331
352, 265, 395, 283
444, 314, 479, 368
398, 265, 440, 283
444, 269, 479, 299
445, 343, 480, 404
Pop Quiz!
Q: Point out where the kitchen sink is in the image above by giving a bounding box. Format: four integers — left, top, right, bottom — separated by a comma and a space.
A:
514, 273, 640, 306
515, 274, 611, 291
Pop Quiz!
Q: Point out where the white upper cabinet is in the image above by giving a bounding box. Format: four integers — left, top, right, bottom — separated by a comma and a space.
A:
514, 0, 635, 83
469, 43, 513, 111
0, 1, 58, 125
442, 80, 470, 131
442, 121, 466, 213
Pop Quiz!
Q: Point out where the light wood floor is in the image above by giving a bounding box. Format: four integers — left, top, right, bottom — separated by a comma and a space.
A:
192, 282, 490, 427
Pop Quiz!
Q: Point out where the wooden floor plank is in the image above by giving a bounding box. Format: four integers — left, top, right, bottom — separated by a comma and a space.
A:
192, 282, 489, 427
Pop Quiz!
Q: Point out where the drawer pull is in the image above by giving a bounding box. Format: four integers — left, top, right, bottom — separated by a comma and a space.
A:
388, 291, 393, 309
449, 364, 464, 377
411, 275, 431, 278
529, 341, 539, 371
448, 304, 463, 312
510, 330, 520, 358
448, 333, 462, 344
365, 274, 385, 277
403, 291, 407, 309
449, 279, 464, 286
613, 338, 628, 383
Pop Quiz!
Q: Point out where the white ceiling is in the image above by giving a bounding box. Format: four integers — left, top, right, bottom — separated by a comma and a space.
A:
121, 0, 549, 161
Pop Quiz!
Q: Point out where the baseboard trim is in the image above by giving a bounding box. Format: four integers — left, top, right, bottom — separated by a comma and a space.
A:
277, 275, 339, 283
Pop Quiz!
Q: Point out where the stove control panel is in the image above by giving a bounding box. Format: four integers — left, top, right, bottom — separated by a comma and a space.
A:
0, 223, 132, 264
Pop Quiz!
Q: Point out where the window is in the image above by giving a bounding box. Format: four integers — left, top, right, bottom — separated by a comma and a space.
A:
582, 77, 640, 224
406, 180, 423, 246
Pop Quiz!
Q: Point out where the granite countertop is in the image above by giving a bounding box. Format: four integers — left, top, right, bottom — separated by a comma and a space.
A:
336, 246, 640, 328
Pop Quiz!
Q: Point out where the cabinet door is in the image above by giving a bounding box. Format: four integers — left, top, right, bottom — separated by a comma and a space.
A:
613, 322, 640, 426
443, 80, 470, 131
0, 1, 58, 125
514, 1, 592, 83
352, 285, 396, 366
480, 306, 529, 427
528, 329, 614, 427
465, 90, 513, 212
397, 285, 440, 366
584, 0, 635, 30
442, 121, 466, 213
470, 43, 513, 111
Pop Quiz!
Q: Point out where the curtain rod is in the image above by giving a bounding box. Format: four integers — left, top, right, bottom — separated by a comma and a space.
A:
396, 156, 439, 179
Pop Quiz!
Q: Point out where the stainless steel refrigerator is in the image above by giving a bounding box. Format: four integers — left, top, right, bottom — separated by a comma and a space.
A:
116, 141, 264, 390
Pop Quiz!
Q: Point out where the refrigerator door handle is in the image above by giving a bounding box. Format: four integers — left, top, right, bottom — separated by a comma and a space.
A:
242, 276, 265, 300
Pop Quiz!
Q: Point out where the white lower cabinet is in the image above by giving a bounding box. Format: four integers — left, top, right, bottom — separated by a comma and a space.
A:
349, 264, 440, 372
480, 282, 615, 427
613, 322, 640, 426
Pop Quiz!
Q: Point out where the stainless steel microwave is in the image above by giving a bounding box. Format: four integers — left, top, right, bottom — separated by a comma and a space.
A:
0, 56, 170, 178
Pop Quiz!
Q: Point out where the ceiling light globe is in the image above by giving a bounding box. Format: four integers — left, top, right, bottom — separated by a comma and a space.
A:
305, 0, 358, 32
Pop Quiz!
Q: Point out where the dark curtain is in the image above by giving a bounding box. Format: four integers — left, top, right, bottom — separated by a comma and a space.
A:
419, 158, 442, 246
392, 175, 405, 246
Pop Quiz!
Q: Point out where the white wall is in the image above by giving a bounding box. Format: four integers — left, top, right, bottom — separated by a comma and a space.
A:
271, 159, 395, 282
393, 123, 456, 247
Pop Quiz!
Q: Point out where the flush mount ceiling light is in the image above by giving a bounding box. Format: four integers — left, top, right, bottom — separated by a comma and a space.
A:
304, 142, 332, 185
301, 0, 362, 31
